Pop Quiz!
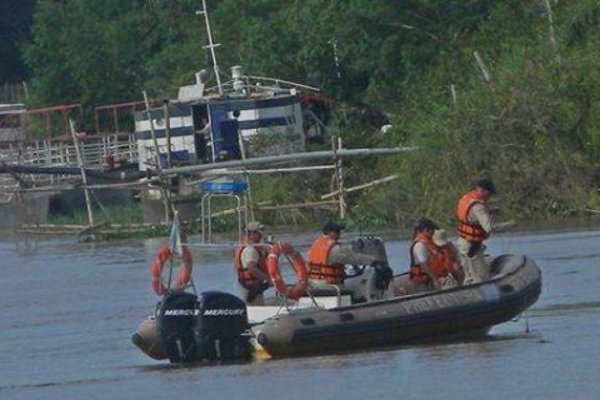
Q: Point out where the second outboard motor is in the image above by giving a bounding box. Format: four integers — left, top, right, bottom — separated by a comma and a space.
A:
195, 291, 252, 361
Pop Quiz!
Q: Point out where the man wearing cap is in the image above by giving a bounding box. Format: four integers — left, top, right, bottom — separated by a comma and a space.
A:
430, 229, 463, 289
408, 218, 442, 291
234, 221, 271, 305
456, 179, 515, 284
307, 221, 380, 290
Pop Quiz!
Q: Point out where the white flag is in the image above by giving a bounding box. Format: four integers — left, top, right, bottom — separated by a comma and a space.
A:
168, 212, 183, 255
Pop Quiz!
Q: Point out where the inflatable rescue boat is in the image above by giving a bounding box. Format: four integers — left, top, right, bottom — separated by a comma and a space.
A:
132, 237, 541, 363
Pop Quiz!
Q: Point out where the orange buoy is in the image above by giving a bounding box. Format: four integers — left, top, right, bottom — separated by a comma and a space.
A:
266, 242, 308, 300
150, 244, 193, 295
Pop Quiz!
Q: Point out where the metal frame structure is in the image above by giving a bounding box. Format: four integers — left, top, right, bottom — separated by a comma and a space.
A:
201, 191, 247, 245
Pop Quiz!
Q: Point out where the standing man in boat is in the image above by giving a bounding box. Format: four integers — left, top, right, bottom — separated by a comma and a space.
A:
307, 221, 390, 295
234, 221, 272, 305
456, 179, 516, 284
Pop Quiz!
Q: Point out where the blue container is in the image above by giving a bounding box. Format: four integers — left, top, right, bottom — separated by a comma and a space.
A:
200, 180, 248, 194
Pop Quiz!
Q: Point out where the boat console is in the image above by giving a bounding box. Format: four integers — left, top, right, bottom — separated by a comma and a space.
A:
344, 236, 393, 302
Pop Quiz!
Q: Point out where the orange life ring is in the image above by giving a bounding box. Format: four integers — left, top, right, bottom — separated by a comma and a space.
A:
150, 244, 193, 295
266, 242, 308, 300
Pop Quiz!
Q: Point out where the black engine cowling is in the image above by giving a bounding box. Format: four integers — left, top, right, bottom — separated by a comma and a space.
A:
157, 291, 252, 363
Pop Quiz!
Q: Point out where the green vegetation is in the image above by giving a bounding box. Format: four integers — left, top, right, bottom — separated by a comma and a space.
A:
47, 203, 144, 226
8, 0, 600, 231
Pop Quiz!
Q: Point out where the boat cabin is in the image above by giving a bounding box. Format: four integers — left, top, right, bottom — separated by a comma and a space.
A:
134, 66, 306, 171
0, 103, 26, 143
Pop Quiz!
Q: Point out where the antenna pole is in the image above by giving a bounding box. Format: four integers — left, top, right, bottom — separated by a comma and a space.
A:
199, 0, 223, 95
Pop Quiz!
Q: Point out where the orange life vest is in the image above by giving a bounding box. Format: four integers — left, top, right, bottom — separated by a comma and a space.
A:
409, 232, 437, 284
307, 235, 345, 284
234, 243, 270, 289
428, 244, 458, 279
456, 190, 490, 243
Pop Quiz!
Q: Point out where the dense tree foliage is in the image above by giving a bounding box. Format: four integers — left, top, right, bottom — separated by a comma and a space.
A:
13, 0, 600, 227
21, 0, 507, 106
0, 0, 35, 83
23, 0, 200, 106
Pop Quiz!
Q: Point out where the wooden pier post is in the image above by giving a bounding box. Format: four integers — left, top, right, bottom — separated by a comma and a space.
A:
332, 136, 346, 219
69, 119, 94, 227
143, 90, 171, 225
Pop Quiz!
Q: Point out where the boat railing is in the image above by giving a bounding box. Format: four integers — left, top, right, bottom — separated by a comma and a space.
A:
306, 282, 343, 308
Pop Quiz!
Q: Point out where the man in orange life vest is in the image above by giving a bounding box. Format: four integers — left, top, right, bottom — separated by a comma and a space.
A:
408, 218, 442, 291
456, 179, 516, 284
431, 229, 463, 288
307, 221, 382, 292
234, 221, 272, 305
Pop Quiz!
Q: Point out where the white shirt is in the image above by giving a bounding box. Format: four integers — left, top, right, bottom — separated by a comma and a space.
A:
240, 245, 260, 269
411, 241, 432, 264
470, 203, 493, 233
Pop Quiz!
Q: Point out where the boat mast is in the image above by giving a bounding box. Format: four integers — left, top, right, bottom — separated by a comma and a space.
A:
198, 0, 223, 95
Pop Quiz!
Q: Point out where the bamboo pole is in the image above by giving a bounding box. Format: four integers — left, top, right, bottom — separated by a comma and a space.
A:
69, 119, 94, 226
208, 199, 337, 218
332, 136, 346, 219
161, 146, 418, 176
163, 100, 172, 168
84, 178, 162, 190
543, 0, 561, 63
143, 90, 171, 224
142, 90, 160, 168
235, 117, 255, 222
256, 200, 337, 211
321, 174, 398, 200
473, 51, 492, 85
183, 165, 335, 185
450, 84, 457, 105
22, 82, 29, 100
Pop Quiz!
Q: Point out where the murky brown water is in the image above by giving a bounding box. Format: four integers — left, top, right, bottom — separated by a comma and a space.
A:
1, 225, 599, 400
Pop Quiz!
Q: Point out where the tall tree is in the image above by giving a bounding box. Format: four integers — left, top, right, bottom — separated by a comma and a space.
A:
23, 0, 202, 107
0, 0, 36, 84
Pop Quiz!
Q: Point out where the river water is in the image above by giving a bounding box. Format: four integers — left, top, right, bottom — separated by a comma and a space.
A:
1, 226, 599, 400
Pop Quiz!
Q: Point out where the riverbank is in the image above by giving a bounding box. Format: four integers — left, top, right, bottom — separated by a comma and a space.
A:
2, 204, 599, 244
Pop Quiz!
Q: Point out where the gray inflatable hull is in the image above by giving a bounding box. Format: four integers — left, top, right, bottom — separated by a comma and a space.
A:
255, 254, 542, 357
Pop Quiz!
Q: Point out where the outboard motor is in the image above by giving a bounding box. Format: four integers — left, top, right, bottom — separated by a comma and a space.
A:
195, 291, 252, 361
156, 291, 252, 363
157, 291, 200, 363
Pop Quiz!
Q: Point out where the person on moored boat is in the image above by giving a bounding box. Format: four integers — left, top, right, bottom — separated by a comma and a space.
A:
234, 221, 272, 305
307, 221, 388, 294
455, 179, 516, 284
430, 229, 463, 288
